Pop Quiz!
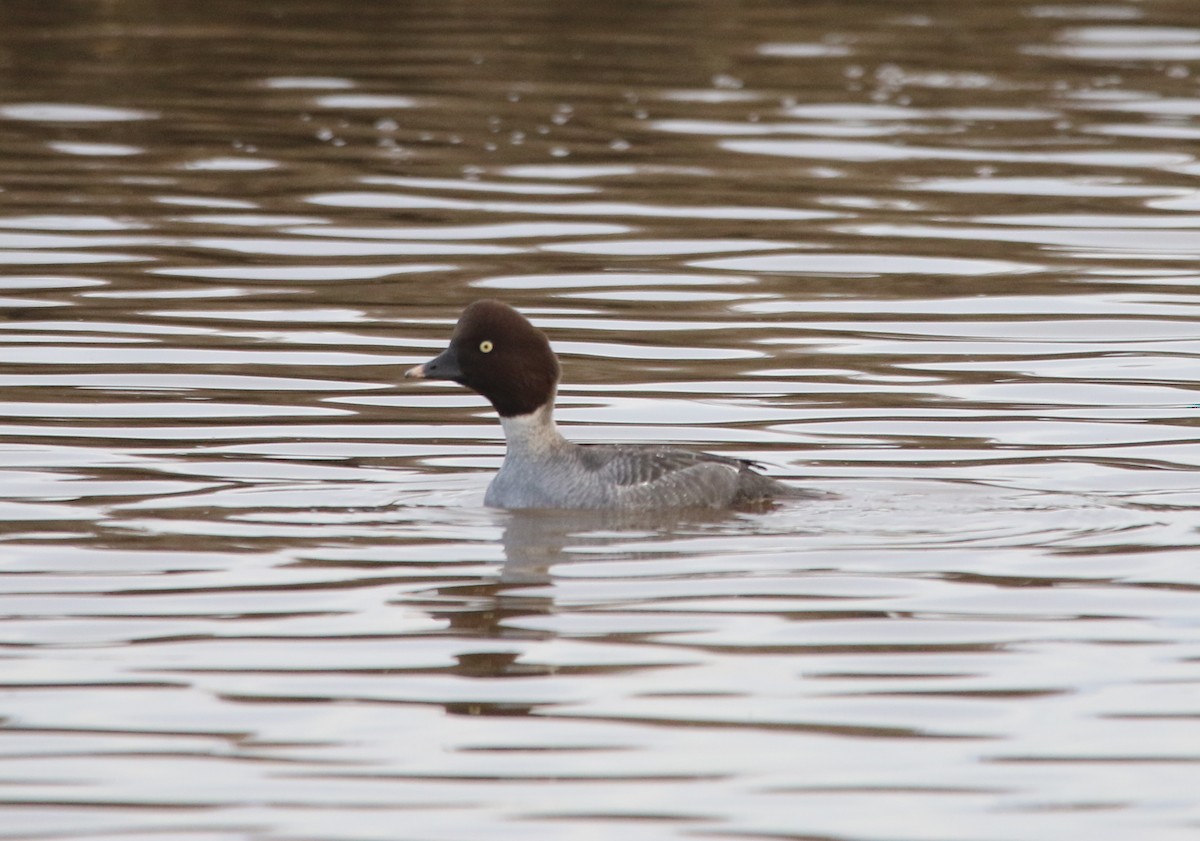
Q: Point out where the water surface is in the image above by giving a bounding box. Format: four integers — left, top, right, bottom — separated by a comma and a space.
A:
1, 2, 1199, 840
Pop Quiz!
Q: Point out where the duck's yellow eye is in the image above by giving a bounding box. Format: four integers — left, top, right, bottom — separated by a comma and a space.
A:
479, 340, 494, 353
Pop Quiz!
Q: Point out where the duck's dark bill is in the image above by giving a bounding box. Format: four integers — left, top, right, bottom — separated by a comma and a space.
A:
405, 347, 462, 381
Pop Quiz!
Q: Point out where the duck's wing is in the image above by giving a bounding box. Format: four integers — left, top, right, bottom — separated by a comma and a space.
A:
576, 445, 743, 484
579, 444, 824, 506
576, 445, 763, 507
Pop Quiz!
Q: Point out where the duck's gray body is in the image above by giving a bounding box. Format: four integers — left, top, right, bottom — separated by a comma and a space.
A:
484, 407, 801, 510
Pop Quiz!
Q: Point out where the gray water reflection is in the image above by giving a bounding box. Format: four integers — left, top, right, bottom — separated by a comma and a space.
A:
2, 1, 1200, 839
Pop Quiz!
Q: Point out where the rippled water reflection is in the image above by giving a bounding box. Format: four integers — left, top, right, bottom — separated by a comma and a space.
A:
2, 1, 1199, 839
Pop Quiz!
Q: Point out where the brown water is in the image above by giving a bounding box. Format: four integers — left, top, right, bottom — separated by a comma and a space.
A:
2, 1, 1200, 839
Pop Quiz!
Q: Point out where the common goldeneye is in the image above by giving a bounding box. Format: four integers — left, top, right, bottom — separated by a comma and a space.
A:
406, 299, 813, 509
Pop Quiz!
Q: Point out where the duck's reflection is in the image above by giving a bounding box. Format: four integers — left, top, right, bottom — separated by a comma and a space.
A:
498, 505, 758, 582
427, 506, 754, 709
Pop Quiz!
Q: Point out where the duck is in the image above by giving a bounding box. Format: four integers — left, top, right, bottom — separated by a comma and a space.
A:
406, 299, 815, 509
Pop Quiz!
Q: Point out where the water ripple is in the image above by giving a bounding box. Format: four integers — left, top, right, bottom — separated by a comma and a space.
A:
2, 5, 1199, 841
